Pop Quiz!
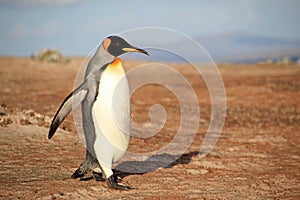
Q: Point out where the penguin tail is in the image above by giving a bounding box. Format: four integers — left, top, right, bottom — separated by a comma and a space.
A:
48, 88, 88, 139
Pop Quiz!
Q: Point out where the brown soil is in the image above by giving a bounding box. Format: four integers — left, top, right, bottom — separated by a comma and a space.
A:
0, 57, 299, 199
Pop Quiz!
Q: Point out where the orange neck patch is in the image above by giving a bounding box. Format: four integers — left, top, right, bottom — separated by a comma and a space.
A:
111, 57, 121, 67
107, 57, 124, 73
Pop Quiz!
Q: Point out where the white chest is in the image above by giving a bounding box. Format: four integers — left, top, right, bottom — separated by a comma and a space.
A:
92, 60, 131, 163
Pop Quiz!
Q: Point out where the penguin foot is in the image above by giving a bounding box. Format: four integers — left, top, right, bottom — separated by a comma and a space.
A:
71, 155, 99, 179
93, 171, 105, 182
106, 175, 132, 190
71, 168, 86, 179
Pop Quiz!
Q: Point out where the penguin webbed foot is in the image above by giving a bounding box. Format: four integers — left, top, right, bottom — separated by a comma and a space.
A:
76, 171, 105, 182
106, 175, 132, 190
71, 168, 86, 179
75, 171, 123, 183
92, 171, 105, 182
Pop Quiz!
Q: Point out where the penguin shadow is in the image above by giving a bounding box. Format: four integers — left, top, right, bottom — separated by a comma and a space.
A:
113, 151, 200, 179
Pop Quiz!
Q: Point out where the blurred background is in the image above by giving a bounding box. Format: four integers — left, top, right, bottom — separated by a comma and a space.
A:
1, 0, 300, 63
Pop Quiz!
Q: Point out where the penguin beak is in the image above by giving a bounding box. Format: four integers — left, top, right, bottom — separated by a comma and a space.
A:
122, 47, 149, 56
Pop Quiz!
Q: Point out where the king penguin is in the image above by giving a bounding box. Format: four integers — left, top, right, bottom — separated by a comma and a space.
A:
48, 35, 148, 190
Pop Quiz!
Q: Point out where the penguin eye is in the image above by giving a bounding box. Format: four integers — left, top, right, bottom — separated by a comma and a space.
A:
115, 42, 120, 46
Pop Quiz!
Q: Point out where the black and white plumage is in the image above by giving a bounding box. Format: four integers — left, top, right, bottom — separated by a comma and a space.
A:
48, 36, 148, 190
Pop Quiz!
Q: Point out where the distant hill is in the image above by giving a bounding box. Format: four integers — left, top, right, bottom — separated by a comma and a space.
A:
128, 32, 300, 63
195, 32, 300, 63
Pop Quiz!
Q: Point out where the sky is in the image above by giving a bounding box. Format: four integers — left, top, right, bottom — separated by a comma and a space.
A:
0, 0, 299, 56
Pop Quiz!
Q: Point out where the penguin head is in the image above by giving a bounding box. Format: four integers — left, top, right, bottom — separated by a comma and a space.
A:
103, 35, 149, 57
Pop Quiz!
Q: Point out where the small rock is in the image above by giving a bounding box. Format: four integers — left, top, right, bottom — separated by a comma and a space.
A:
0, 111, 6, 116
0, 116, 13, 127
36, 114, 45, 126
24, 109, 35, 117
20, 115, 30, 125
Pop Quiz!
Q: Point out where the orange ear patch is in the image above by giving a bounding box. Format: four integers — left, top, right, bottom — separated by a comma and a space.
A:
103, 38, 111, 51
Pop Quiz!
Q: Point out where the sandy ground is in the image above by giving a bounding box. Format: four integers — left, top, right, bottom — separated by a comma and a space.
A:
0, 57, 299, 199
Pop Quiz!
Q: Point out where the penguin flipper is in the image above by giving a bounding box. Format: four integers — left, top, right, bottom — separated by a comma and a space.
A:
48, 88, 88, 139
